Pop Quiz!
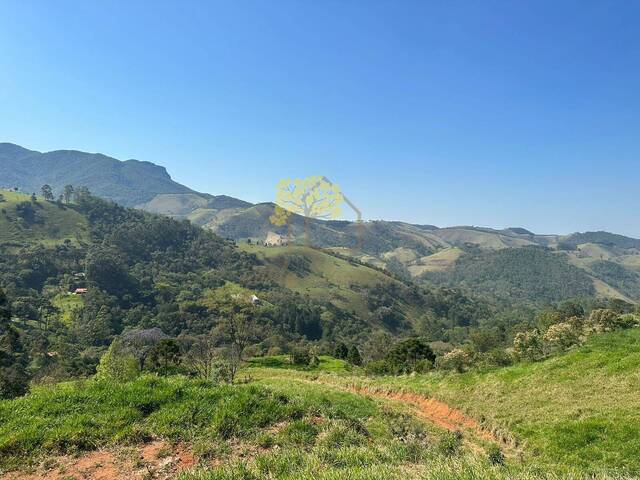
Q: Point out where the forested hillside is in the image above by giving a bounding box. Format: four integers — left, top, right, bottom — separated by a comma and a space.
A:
0, 143, 195, 206
0, 189, 491, 398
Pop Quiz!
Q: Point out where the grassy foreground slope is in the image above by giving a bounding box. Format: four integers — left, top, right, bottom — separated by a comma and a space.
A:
317, 328, 640, 474
2, 332, 638, 479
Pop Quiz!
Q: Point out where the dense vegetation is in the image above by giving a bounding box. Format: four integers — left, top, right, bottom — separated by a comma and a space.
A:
1, 189, 500, 398
425, 246, 596, 303
0, 142, 194, 206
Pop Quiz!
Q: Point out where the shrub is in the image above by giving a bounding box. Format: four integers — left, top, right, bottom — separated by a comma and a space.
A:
95, 341, 140, 381
512, 329, 544, 361
588, 308, 619, 333
436, 348, 472, 373
291, 348, 311, 366
487, 444, 505, 465
347, 345, 362, 366
543, 321, 582, 353
437, 431, 463, 457
618, 314, 640, 329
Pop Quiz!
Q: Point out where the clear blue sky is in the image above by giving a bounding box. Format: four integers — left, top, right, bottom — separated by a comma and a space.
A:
1, 1, 639, 236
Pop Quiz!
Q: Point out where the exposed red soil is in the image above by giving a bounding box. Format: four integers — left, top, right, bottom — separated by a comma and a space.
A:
2, 440, 195, 480
351, 386, 497, 442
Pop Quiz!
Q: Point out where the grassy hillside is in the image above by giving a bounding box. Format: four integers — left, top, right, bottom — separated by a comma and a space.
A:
240, 244, 424, 323
0, 189, 88, 246
311, 328, 640, 474
2, 332, 636, 478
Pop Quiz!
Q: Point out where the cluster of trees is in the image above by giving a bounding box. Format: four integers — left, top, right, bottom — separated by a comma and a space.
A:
431, 299, 640, 373
512, 304, 639, 362
0, 288, 28, 398
0, 193, 369, 394
426, 246, 596, 303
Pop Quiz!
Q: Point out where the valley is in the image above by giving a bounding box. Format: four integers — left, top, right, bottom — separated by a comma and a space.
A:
1, 147, 639, 479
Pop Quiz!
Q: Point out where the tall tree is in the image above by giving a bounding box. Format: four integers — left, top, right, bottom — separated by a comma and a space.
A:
40, 184, 54, 201
0, 288, 29, 398
63, 184, 74, 204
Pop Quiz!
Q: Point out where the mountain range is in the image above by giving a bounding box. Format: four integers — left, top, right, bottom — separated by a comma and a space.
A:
2, 141, 639, 304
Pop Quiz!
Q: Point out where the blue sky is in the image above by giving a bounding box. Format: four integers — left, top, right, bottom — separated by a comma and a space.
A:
1, 1, 639, 236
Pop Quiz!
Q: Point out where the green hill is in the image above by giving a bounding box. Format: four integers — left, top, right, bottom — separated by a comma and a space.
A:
241, 244, 428, 326
423, 246, 597, 303
321, 328, 640, 474
0, 189, 88, 246
0, 142, 196, 206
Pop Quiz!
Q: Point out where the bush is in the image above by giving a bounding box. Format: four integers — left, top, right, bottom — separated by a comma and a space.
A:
291, 348, 311, 366
437, 431, 463, 457
95, 341, 140, 381
487, 444, 505, 465
346, 345, 362, 366
618, 314, 640, 329
436, 348, 472, 373
588, 309, 620, 333
543, 321, 582, 353
512, 329, 544, 361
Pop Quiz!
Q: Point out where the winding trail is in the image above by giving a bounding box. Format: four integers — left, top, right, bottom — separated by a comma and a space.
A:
303, 377, 519, 456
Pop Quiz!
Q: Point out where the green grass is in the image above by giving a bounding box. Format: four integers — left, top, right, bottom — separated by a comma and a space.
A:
241, 244, 420, 320
51, 293, 84, 325
3, 340, 638, 479
0, 189, 88, 246
289, 328, 640, 475
246, 355, 350, 373
0, 375, 302, 470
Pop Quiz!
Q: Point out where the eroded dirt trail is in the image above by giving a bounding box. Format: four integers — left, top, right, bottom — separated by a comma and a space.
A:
2, 441, 195, 480
349, 385, 497, 442
304, 377, 517, 456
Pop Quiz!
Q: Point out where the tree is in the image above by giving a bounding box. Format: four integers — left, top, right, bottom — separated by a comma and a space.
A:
436, 348, 472, 373
274, 176, 344, 245
513, 329, 544, 361
543, 321, 582, 353
0, 288, 29, 398
63, 184, 74, 204
588, 308, 620, 332
385, 338, 435, 373
120, 327, 168, 370
347, 345, 362, 366
186, 334, 219, 379
208, 285, 260, 382
95, 339, 139, 381
73, 186, 91, 203
334, 342, 348, 360
40, 184, 54, 201
148, 339, 182, 375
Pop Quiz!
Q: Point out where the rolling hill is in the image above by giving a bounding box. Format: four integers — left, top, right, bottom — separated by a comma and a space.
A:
0, 189, 88, 246
0, 143, 200, 206
3, 141, 639, 305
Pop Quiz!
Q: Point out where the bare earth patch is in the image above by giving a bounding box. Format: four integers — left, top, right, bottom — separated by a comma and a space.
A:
2, 441, 195, 480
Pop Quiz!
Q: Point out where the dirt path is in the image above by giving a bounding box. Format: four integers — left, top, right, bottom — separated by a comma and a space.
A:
305, 378, 518, 456
2, 440, 195, 480
349, 385, 498, 442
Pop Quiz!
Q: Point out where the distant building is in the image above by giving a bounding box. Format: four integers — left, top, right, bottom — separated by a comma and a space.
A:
251, 294, 260, 305
73, 288, 88, 295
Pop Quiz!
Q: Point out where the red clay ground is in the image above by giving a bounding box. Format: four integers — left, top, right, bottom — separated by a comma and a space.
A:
2, 440, 195, 480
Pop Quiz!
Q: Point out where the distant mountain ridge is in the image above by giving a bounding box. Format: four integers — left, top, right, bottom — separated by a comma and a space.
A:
2, 141, 639, 304
1, 142, 200, 206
